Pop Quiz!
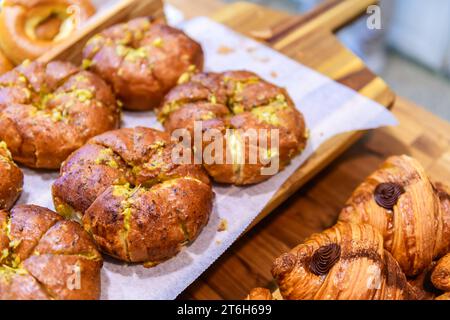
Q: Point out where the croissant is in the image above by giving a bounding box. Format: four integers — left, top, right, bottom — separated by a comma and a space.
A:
436, 292, 450, 300
406, 261, 440, 300
271, 222, 417, 300
432, 253, 450, 293
245, 288, 273, 300
339, 155, 450, 277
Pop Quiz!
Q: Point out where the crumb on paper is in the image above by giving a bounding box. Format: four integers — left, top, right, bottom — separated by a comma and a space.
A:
270, 71, 278, 78
216, 240, 222, 245
257, 57, 270, 63
217, 45, 234, 55
218, 219, 228, 232
246, 46, 257, 53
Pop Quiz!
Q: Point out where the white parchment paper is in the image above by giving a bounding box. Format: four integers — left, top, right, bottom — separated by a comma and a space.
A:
17, 17, 397, 300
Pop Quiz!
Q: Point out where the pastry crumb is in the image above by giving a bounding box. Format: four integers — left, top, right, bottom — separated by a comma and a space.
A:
270, 71, 278, 78
249, 29, 273, 40
218, 219, 228, 232
257, 57, 270, 63
216, 240, 222, 245
217, 45, 234, 55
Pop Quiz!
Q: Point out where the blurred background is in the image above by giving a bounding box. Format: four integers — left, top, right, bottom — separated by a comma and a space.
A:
220, 0, 450, 120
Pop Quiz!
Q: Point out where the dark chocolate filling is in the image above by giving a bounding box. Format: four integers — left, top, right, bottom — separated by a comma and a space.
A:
374, 182, 405, 210
310, 243, 341, 276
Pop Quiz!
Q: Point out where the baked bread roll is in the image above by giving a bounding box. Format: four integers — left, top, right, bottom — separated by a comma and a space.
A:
0, 60, 120, 169
156, 71, 308, 185
0, 141, 23, 211
339, 155, 450, 277
82, 17, 204, 111
0, 205, 102, 300
0, 49, 13, 74
52, 127, 213, 265
271, 222, 417, 300
0, 0, 95, 64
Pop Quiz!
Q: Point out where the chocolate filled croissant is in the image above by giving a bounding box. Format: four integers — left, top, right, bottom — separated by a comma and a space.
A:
339, 155, 450, 277
271, 222, 417, 300
432, 253, 450, 293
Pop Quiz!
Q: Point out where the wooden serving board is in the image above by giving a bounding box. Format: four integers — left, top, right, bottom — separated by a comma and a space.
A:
37, 0, 394, 232
207, 1, 395, 230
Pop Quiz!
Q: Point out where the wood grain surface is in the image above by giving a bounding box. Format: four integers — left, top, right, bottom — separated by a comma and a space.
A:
174, 1, 450, 299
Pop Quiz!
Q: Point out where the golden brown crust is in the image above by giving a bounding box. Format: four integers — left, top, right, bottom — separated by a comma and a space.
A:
339, 155, 450, 277
52, 127, 213, 264
271, 222, 416, 300
0, 0, 95, 64
0, 205, 102, 300
0, 141, 23, 210
431, 253, 450, 292
407, 261, 441, 300
83, 17, 204, 111
246, 288, 273, 300
0, 49, 13, 74
0, 60, 120, 169
156, 71, 308, 185
435, 292, 450, 300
